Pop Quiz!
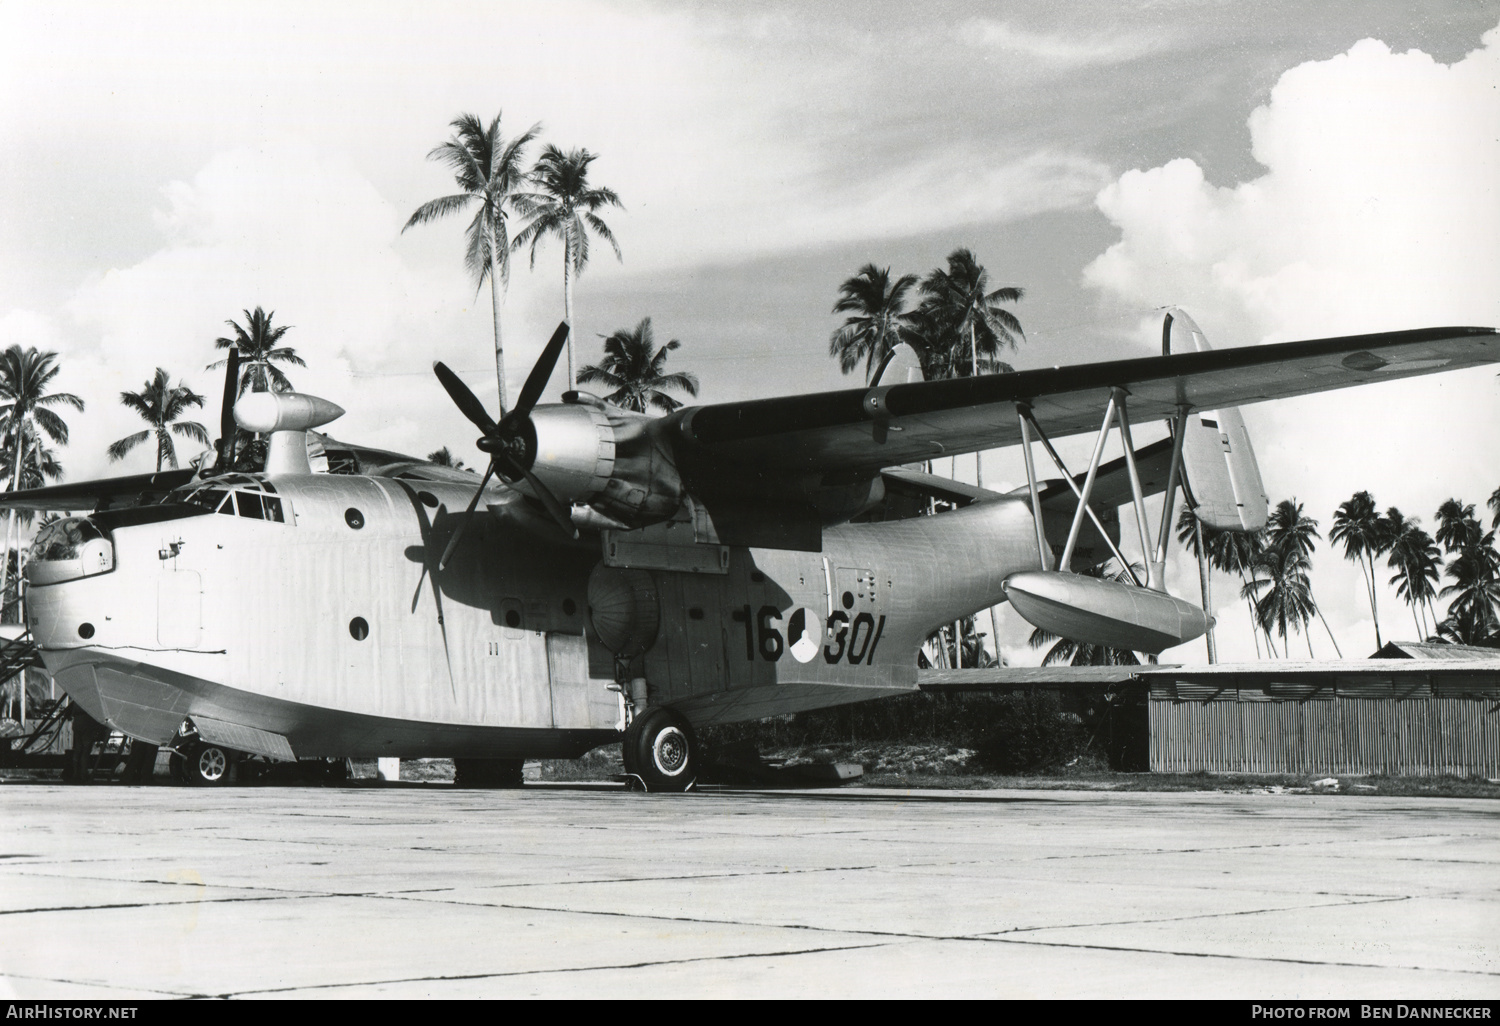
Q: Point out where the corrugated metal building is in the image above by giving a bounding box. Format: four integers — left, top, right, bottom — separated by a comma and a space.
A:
1148, 645, 1500, 777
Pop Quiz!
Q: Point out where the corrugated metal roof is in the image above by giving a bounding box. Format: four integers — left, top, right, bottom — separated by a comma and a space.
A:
1372, 641, 1500, 661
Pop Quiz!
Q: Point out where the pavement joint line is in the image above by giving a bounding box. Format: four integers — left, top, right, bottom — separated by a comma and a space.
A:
976, 893, 1416, 936
0, 972, 201, 999
0, 892, 327, 917
362, 887, 1493, 975
975, 933, 1500, 978
213, 941, 897, 998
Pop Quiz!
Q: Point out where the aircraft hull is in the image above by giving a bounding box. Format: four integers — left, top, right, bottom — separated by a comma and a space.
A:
44, 647, 615, 761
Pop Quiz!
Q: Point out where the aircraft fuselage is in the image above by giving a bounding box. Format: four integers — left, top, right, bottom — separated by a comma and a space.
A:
24, 470, 1042, 763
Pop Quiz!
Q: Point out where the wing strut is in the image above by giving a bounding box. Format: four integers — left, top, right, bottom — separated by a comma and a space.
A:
1113, 388, 1156, 588
1152, 405, 1192, 573
1017, 410, 1050, 568
1017, 403, 1141, 585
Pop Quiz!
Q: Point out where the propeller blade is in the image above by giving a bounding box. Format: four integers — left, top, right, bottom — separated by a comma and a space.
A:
511, 322, 571, 420
433, 361, 498, 436
518, 467, 579, 540
438, 459, 497, 570
219, 348, 239, 465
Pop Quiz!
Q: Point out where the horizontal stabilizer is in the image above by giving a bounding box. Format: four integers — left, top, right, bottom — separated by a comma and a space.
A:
880, 467, 1009, 506
1034, 436, 1177, 512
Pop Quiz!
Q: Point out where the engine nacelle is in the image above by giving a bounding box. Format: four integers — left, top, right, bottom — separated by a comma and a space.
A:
523, 402, 686, 530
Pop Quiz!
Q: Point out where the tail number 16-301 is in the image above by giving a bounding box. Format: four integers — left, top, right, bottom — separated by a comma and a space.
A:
734, 605, 886, 666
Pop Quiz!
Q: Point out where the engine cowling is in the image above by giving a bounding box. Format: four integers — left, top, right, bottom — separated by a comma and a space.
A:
522, 402, 686, 530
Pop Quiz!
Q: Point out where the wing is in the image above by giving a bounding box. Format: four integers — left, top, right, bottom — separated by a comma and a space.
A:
676, 326, 1498, 476
0, 469, 197, 511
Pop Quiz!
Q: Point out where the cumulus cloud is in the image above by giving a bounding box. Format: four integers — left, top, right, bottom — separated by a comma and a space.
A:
44, 139, 497, 484
1085, 26, 1500, 661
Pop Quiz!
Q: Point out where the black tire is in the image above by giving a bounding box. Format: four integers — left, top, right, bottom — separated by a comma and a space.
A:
619, 731, 639, 777
452, 758, 524, 788
182, 743, 233, 787
624, 707, 696, 793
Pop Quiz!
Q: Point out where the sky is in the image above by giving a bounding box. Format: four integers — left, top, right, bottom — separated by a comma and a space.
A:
0, 0, 1497, 665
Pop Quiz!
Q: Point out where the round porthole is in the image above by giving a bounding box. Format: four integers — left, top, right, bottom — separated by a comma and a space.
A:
77, 623, 95, 639
505, 609, 521, 628
417, 491, 439, 509
842, 591, 855, 609
345, 508, 365, 529
349, 617, 369, 641
562, 598, 577, 616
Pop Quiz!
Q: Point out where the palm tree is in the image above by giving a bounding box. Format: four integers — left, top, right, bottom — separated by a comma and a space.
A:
1437, 528, 1500, 644
917, 249, 1023, 488
828, 265, 920, 383
1434, 498, 1482, 554
1178, 506, 1274, 657
426, 447, 468, 471
1330, 491, 1386, 650
0, 441, 62, 529
404, 112, 541, 414
917, 249, 1024, 380
1488, 486, 1500, 530
578, 318, 699, 414
1386, 522, 1441, 638
1242, 544, 1319, 657
208, 307, 305, 396
511, 145, 624, 391
107, 369, 211, 472
0, 347, 83, 604
1263, 499, 1341, 656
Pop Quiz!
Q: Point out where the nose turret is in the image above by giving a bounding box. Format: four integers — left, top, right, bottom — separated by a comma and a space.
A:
25, 517, 114, 586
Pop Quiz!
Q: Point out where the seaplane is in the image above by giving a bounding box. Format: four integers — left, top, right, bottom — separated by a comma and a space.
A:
3, 309, 1496, 789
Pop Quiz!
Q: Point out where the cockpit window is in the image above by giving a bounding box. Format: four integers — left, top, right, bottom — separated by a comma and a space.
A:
180, 475, 287, 523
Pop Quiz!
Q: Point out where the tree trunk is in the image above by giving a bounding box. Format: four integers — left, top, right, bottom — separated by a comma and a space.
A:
970, 322, 982, 488
0, 423, 24, 610
1313, 597, 1342, 657
1194, 519, 1216, 663
563, 236, 575, 391
489, 222, 509, 415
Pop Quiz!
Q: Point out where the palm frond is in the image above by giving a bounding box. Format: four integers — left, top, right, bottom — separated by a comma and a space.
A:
106, 430, 150, 462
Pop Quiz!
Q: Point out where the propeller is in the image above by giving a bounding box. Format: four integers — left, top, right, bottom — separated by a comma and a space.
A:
435, 322, 579, 568
217, 348, 240, 468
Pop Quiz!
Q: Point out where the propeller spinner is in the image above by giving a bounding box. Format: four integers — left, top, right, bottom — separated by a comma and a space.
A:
434, 322, 579, 567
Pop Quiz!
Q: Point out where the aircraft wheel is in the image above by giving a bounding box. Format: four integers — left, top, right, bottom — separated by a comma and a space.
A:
182, 743, 233, 787
625, 708, 696, 793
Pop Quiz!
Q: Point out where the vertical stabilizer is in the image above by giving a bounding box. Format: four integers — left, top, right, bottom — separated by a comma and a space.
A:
1164, 309, 1269, 532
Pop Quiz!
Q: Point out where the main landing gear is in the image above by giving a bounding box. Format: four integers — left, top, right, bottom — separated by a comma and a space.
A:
171, 742, 235, 787
622, 707, 697, 793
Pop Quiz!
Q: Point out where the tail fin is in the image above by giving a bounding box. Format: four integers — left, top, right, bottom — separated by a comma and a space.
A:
1165, 308, 1269, 532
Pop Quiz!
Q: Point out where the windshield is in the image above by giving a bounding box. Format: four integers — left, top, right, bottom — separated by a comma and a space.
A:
181, 475, 286, 523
